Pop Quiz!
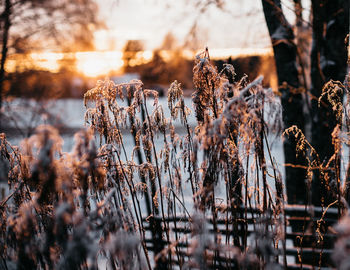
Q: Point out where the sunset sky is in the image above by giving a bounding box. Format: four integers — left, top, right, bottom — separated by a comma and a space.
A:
93, 0, 307, 51
6, 0, 310, 77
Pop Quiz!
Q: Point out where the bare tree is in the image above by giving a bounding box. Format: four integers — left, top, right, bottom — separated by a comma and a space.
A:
0, 0, 11, 112
0, 0, 102, 110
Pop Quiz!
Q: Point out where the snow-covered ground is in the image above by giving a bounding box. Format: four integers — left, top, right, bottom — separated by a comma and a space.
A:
3, 97, 349, 205
1, 97, 286, 205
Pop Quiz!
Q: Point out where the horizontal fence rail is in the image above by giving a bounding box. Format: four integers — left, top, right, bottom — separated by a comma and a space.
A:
142, 204, 339, 269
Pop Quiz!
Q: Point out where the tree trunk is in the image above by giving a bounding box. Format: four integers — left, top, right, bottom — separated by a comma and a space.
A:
262, 0, 307, 204
310, 0, 349, 205
0, 0, 11, 113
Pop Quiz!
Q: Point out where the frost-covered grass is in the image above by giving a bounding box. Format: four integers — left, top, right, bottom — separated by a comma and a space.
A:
0, 48, 349, 269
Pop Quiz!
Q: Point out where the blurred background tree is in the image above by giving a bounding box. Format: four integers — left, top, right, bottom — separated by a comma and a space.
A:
122, 39, 144, 73
0, 0, 103, 108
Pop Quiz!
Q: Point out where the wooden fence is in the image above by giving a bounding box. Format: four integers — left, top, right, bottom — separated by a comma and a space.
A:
142, 204, 339, 269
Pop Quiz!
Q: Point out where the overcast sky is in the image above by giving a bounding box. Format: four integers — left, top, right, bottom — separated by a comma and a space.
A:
94, 0, 309, 51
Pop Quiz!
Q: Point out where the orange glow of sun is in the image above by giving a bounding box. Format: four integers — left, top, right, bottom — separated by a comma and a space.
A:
75, 51, 124, 77
5, 48, 273, 78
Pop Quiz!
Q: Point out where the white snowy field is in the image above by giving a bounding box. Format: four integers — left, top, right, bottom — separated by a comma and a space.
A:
1, 97, 286, 205
2, 96, 282, 151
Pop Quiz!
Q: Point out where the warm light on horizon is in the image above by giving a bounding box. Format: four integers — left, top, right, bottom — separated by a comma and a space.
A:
75, 51, 124, 77
5, 47, 272, 77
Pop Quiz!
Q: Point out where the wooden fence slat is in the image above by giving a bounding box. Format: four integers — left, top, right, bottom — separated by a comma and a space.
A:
142, 204, 339, 268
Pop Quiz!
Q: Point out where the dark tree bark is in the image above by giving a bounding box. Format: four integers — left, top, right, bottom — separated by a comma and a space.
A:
293, 0, 303, 28
262, 0, 307, 204
310, 0, 349, 205
262, 0, 349, 205
0, 0, 11, 113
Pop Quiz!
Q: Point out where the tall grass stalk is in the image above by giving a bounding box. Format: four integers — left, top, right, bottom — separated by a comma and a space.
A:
1, 48, 349, 269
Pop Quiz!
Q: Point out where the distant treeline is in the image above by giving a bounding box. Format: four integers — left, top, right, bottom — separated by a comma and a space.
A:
138, 52, 277, 94
4, 69, 92, 99
4, 54, 277, 99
